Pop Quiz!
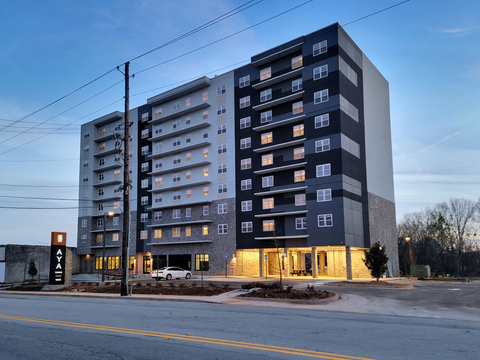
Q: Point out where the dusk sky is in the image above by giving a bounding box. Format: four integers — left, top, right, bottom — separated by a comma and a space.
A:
1, 0, 479, 247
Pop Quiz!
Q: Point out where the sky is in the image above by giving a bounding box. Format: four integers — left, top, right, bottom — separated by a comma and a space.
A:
1, 0, 480, 247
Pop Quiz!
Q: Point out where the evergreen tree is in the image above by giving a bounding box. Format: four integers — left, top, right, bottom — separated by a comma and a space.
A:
28, 258, 38, 280
363, 242, 388, 281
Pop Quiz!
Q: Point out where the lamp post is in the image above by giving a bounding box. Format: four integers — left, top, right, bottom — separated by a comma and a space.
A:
405, 237, 411, 275
102, 212, 115, 283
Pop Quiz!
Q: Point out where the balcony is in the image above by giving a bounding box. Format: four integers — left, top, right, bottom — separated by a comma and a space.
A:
148, 160, 210, 176
253, 138, 305, 154
148, 122, 210, 142
149, 103, 210, 125
149, 141, 211, 159
253, 114, 305, 132
254, 162, 307, 175
254, 186, 307, 197
149, 180, 211, 193
252, 67, 303, 90
252, 91, 304, 112
148, 219, 212, 228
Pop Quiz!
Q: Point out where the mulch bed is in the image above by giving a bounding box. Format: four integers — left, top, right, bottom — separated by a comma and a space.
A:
328, 281, 412, 288
240, 288, 335, 300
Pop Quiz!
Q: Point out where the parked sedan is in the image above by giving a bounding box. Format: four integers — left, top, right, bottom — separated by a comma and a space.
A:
151, 267, 192, 280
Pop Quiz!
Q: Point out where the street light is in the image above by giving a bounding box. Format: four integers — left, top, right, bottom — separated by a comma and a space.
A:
102, 212, 115, 283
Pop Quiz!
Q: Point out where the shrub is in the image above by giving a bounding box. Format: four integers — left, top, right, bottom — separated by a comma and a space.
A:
191, 282, 197, 287
223, 284, 230, 289
208, 282, 217, 288
136, 283, 142, 288
169, 282, 175, 287
272, 282, 282, 289
242, 282, 256, 290
146, 283, 151, 287
179, 283, 186, 288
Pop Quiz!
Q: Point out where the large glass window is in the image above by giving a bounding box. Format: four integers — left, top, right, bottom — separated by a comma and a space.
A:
195, 254, 209, 271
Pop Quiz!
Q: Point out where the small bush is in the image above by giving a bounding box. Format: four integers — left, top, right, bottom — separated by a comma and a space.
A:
242, 282, 256, 290
179, 283, 186, 288
272, 282, 282, 289
105, 282, 110, 286
169, 282, 175, 287
208, 282, 217, 288
191, 282, 197, 287
146, 283, 151, 287
156, 282, 162, 288
223, 284, 230, 289
136, 282, 142, 288
306, 284, 315, 292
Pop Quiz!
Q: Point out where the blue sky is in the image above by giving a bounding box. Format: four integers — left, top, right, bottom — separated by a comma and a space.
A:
1, 0, 479, 247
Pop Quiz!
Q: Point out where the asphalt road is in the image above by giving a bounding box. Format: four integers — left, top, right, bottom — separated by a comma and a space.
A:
0, 293, 479, 359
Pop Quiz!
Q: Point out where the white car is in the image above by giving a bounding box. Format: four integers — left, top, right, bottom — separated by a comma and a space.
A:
152, 267, 192, 280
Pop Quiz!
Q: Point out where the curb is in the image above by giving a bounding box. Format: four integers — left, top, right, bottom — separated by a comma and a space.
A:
237, 292, 339, 305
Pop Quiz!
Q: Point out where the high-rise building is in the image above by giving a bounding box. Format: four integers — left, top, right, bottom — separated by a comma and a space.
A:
77, 23, 398, 279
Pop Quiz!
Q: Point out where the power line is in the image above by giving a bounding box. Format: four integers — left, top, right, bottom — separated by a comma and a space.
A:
0, 194, 89, 201
342, 0, 410, 27
0, 183, 78, 187
0, 159, 78, 163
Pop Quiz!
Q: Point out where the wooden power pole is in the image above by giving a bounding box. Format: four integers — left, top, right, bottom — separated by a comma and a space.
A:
121, 61, 130, 296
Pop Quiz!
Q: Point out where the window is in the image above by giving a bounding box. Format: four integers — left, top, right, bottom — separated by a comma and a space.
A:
186, 189, 191, 198
154, 229, 162, 239
154, 194, 162, 204
218, 203, 228, 214
185, 134, 191, 144
292, 55, 303, 69
195, 254, 209, 271
218, 163, 227, 173
155, 142, 162, 152
295, 194, 306, 206
97, 218, 103, 227
313, 65, 328, 80
112, 233, 119, 241
99, 143, 105, 151
203, 129, 208, 138
315, 138, 330, 153
317, 189, 332, 202
203, 187, 209, 196
114, 201, 120, 209
241, 158, 251, 170
185, 171, 191, 180
139, 179, 147, 189
203, 206, 209, 216
82, 219, 87, 228
294, 170, 305, 182
83, 204, 87, 212
172, 209, 181, 219
263, 220, 274, 231
203, 110, 208, 120
153, 159, 162, 170
241, 222, 253, 233
217, 84, 226, 95
186, 97, 191, 107
260, 89, 272, 102
241, 200, 252, 212
114, 170, 120, 177
293, 101, 303, 114
173, 228, 181, 237
173, 101, 180, 112
155, 177, 162, 186
240, 96, 250, 109
292, 79, 303, 92
293, 124, 304, 137
142, 112, 149, 122
173, 137, 181, 147
84, 189, 88, 197
141, 129, 149, 139
262, 154, 273, 166
113, 185, 120, 194
240, 116, 251, 129
98, 173, 104, 181
217, 124, 226, 134
263, 198, 274, 209
84, 145, 89, 153
217, 105, 226, 115
98, 188, 104, 197
173, 173, 181, 183
98, 203, 103, 212
218, 183, 227, 193
155, 108, 163, 118
240, 137, 251, 149
261, 110, 272, 123
142, 163, 149, 172
140, 230, 148, 240
141, 146, 149, 155
97, 158, 104, 167
294, 147, 305, 160
186, 227, 191, 236
262, 176, 273, 187
203, 167, 209, 177
83, 160, 89, 168
173, 156, 181, 165
316, 163, 331, 177
314, 89, 329, 104
313, 40, 328, 56
154, 211, 162, 221
315, 113, 330, 128
202, 225, 208, 235
241, 179, 252, 190
261, 132, 273, 144
187, 152, 192, 161
318, 214, 333, 227
99, 128, 106, 136
203, 91, 208, 101
113, 217, 119, 225
141, 213, 148, 222
186, 208, 191, 217
173, 191, 181, 200
185, 116, 191, 125
141, 196, 148, 205
260, 67, 271, 81
81, 235, 87, 243
239, 75, 250, 88
296, 217, 307, 230
97, 234, 103, 242
218, 224, 228, 234
84, 131, 89, 138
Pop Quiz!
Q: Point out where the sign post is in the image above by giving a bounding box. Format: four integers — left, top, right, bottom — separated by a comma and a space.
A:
225, 254, 228, 278
49, 232, 66, 285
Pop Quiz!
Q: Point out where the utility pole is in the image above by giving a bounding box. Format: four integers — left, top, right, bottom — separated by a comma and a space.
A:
120, 62, 130, 296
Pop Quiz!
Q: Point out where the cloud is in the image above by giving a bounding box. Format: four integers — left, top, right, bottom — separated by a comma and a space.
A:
419, 124, 480, 152
437, 26, 480, 38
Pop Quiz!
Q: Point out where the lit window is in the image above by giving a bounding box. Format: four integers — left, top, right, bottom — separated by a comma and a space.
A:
218, 163, 227, 173
99, 143, 105, 151
263, 220, 274, 231
202, 225, 208, 235
217, 84, 226, 95
97, 234, 103, 242
218, 224, 228, 234
141, 113, 149, 122
315, 114, 330, 128
292, 101, 303, 114
241, 179, 252, 191
99, 128, 106, 136
260, 67, 271, 81
114, 201, 120, 209
261, 132, 273, 144
240, 137, 251, 149
203, 110, 208, 120
242, 222, 253, 233
186, 227, 191, 236
263, 198, 274, 209
261, 110, 272, 123
241, 158, 251, 170
218, 203, 228, 214
217, 104, 226, 115
203, 167, 209, 177
294, 170, 305, 182
296, 217, 307, 230
186, 189, 191, 198
262, 176, 273, 187
186, 152, 192, 161
154, 229, 162, 238
314, 89, 329, 104
112, 233, 119, 241
203, 91, 208, 101
292, 55, 303, 69
313, 65, 328, 80
295, 194, 306, 206
313, 40, 328, 56
155, 108, 163, 118
140, 231, 148, 240
315, 139, 330, 153
204, 187, 209, 196
240, 116, 251, 129
218, 183, 227, 193
155, 177, 162, 186
293, 124, 304, 137
260, 89, 272, 102
186, 97, 191, 107
317, 189, 332, 202
239, 75, 250, 88
316, 164, 331, 177
262, 154, 273, 166
240, 96, 251, 109
292, 79, 302, 92
186, 171, 191, 180
203, 206, 209, 215
294, 147, 305, 160
318, 214, 333, 227
241, 200, 252, 212
173, 228, 181, 237
195, 254, 209, 271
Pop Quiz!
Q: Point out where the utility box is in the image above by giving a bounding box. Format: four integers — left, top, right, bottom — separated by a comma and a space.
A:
411, 264, 431, 278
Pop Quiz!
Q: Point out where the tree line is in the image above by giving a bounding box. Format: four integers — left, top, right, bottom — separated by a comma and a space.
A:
397, 198, 480, 277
